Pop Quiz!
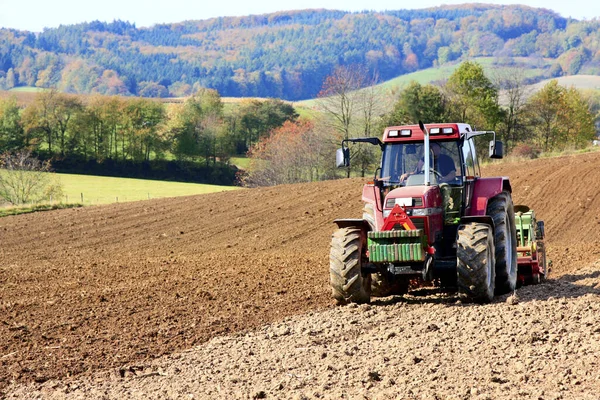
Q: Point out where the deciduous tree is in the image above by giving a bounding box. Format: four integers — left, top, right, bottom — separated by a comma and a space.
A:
0, 150, 63, 205
0, 97, 25, 152
445, 61, 503, 130
317, 65, 379, 177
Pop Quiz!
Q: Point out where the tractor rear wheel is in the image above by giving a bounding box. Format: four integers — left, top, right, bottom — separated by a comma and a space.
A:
457, 223, 495, 303
487, 192, 518, 294
329, 227, 371, 304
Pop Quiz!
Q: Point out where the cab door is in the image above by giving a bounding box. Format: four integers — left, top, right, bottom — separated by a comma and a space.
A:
461, 138, 478, 214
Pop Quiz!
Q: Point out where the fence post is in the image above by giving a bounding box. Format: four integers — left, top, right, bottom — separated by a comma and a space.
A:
81, 193, 84, 203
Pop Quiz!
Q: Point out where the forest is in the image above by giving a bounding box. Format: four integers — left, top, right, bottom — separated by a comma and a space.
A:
1, 61, 597, 188
0, 89, 298, 184
1, 5, 599, 100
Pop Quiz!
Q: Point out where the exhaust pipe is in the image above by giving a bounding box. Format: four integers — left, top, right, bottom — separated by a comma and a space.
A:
419, 120, 431, 186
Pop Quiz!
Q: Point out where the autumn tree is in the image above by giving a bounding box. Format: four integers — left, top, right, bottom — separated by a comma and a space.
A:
20, 90, 84, 156
525, 80, 565, 151
244, 119, 334, 186
171, 88, 232, 165
22, 89, 59, 154
122, 99, 166, 162
562, 88, 597, 148
525, 80, 596, 151
233, 98, 298, 153
52, 94, 84, 156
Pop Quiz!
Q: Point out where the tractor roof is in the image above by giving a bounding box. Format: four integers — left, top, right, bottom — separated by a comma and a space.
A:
382, 123, 472, 143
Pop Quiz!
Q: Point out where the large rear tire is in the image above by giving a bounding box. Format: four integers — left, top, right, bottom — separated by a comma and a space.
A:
487, 192, 518, 294
330, 227, 371, 304
457, 223, 495, 303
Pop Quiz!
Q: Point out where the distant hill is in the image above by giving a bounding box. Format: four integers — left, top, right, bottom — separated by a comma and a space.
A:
0, 5, 599, 100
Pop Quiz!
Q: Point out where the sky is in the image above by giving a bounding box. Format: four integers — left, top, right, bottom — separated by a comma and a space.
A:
1, 0, 599, 32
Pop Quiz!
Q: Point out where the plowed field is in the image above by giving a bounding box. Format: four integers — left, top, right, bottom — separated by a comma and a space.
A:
2, 151, 600, 398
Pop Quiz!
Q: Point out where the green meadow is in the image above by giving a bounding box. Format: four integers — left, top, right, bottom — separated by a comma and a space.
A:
53, 173, 239, 205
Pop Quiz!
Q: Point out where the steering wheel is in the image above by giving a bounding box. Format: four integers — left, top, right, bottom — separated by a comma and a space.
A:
430, 169, 443, 180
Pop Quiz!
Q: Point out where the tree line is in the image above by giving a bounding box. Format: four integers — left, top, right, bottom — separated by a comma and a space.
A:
1, 62, 597, 189
1, 5, 599, 100
242, 62, 599, 186
0, 90, 298, 184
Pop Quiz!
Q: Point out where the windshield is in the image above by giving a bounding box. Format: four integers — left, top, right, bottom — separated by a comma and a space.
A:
380, 141, 462, 186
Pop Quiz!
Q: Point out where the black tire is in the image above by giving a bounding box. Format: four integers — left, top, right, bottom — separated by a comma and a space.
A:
371, 272, 410, 297
457, 223, 495, 303
487, 192, 518, 294
329, 227, 371, 304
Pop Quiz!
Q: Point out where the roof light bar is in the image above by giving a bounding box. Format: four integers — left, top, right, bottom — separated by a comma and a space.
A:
388, 129, 411, 137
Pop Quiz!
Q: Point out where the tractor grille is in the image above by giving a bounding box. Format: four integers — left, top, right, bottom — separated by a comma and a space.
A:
410, 217, 425, 231
385, 197, 423, 208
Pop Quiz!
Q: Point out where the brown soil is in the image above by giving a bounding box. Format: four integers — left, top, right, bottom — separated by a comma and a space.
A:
2, 151, 600, 398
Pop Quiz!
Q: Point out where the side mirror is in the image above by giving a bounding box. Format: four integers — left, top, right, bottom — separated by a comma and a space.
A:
489, 140, 503, 159
336, 147, 350, 168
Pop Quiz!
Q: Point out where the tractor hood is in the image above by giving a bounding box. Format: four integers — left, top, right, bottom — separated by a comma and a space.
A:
384, 185, 442, 210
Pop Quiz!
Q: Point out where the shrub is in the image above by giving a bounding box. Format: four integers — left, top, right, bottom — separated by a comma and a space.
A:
510, 144, 541, 159
0, 150, 63, 205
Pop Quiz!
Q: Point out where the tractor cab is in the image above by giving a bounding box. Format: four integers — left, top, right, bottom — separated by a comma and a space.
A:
377, 124, 481, 230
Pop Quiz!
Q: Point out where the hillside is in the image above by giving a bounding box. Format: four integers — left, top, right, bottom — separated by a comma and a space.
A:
1, 5, 599, 100
2, 150, 600, 397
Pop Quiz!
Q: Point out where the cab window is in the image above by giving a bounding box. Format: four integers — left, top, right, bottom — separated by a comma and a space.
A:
462, 139, 475, 178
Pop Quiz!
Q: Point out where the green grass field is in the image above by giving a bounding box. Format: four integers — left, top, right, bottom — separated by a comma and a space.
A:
529, 75, 600, 92
8, 86, 46, 93
295, 57, 556, 109
54, 173, 239, 205
230, 157, 252, 169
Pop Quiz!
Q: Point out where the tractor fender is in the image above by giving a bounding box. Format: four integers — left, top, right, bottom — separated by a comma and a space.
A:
362, 183, 384, 229
333, 219, 372, 231
469, 177, 512, 217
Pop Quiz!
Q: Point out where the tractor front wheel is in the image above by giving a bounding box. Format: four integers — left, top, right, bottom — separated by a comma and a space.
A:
329, 227, 371, 304
457, 223, 496, 303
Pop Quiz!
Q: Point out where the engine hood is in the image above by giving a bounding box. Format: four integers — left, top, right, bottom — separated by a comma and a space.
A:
385, 185, 442, 208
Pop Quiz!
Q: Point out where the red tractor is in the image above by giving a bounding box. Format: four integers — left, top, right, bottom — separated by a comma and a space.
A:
330, 121, 547, 303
